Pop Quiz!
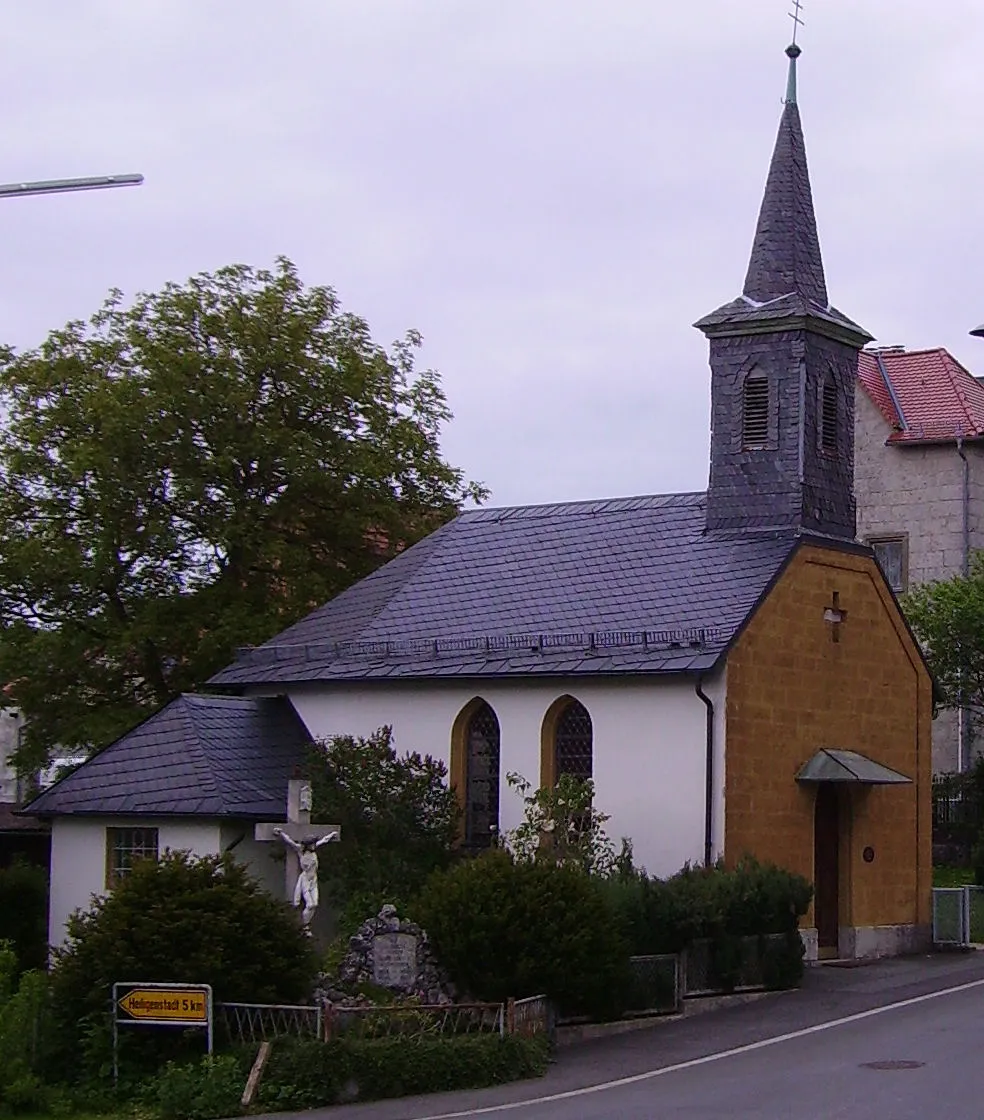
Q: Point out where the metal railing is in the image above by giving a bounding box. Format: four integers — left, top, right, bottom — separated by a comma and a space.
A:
626, 954, 681, 1015
324, 1001, 504, 1041
931, 885, 984, 947
216, 1002, 322, 1045
506, 994, 553, 1039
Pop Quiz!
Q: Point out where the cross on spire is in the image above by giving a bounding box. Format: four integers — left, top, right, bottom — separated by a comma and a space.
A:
789, 0, 805, 46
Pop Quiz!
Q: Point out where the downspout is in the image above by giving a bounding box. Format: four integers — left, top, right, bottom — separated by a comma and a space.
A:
957, 435, 971, 770
696, 675, 714, 868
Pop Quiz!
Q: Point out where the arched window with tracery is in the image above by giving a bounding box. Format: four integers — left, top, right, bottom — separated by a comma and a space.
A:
555, 700, 593, 781
451, 699, 501, 848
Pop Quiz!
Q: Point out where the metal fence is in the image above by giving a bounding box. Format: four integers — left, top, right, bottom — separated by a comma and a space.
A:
506, 994, 554, 1040
324, 1002, 504, 1041
932, 885, 984, 947
216, 1002, 322, 1046
682, 934, 787, 998
625, 954, 681, 1015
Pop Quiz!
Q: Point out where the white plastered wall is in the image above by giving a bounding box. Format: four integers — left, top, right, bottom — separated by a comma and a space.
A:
47, 818, 222, 948
283, 671, 726, 879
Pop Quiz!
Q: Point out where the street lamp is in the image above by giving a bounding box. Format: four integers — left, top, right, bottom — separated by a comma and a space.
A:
0, 173, 143, 200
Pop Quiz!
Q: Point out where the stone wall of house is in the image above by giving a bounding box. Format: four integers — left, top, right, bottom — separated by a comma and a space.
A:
855, 387, 984, 772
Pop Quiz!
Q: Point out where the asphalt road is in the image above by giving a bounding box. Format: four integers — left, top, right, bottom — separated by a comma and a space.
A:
255, 952, 984, 1120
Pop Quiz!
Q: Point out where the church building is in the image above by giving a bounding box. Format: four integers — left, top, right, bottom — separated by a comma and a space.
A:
27, 43, 933, 961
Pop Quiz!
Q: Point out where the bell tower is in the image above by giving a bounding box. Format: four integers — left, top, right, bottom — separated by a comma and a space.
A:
694, 43, 872, 538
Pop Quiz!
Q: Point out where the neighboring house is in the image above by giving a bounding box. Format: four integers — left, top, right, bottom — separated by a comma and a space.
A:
25, 694, 311, 947
25, 43, 934, 964
855, 346, 984, 774
0, 709, 49, 868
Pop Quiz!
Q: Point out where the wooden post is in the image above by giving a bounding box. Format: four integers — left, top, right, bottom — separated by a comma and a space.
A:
506, 996, 516, 1035
241, 1040, 272, 1108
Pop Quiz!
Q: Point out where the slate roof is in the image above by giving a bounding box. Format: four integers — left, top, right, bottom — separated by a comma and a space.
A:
695, 47, 870, 346
21, 695, 310, 819
858, 347, 984, 444
210, 493, 803, 687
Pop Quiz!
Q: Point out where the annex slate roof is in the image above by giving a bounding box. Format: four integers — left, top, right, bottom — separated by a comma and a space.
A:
210, 492, 802, 687
695, 46, 870, 346
21, 695, 311, 819
857, 347, 984, 444
795, 749, 911, 785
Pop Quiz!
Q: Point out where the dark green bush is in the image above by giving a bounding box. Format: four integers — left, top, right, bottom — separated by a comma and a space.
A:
412, 850, 629, 1019
257, 1034, 548, 1111
0, 859, 48, 974
48, 850, 319, 1080
0, 944, 53, 1115
603, 857, 812, 959
152, 1054, 246, 1120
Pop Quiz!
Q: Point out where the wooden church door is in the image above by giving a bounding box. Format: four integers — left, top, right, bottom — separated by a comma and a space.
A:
814, 785, 840, 956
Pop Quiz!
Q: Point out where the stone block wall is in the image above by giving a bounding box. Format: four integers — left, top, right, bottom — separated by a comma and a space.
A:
855, 387, 984, 771
723, 543, 933, 943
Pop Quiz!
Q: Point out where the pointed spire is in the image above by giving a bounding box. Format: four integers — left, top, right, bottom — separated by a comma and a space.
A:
741, 43, 827, 308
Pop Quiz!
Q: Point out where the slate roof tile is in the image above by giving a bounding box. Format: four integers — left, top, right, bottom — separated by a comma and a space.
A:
211, 492, 798, 686
22, 695, 310, 818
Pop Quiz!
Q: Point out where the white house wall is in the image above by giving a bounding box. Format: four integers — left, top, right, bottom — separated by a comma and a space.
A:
48, 818, 222, 948
285, 674, 722, 879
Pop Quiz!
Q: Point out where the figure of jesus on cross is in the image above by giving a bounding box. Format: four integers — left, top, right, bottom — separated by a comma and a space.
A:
272, 827, 339, 927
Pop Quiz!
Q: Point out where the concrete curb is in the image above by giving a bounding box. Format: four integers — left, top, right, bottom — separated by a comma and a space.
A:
555, 990, 780, 1047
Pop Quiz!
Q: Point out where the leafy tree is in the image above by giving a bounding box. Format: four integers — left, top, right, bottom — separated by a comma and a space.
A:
903, 552, 984, 727
306, 728, 459, 919
0, 258, 485, 770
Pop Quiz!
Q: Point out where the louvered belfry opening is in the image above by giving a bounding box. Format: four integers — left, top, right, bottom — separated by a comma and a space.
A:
822, 379, 838, 451
555, 700, 593, 780
465, 701, 500, 848
742, 375, 769, 448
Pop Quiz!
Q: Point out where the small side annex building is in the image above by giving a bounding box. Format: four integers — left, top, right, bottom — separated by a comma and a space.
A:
26, 43, 933, 963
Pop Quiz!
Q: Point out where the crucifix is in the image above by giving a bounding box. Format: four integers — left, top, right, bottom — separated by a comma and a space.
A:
788, 0, 805, 46
823, 591, 847, 643
255, 778, 341, 932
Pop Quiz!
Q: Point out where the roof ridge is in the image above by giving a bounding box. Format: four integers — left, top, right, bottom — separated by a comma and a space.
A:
174, 695, 226, 809
458, 491, 706, 520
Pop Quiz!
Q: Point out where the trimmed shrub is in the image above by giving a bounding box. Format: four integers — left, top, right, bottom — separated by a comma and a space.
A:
48, 850, 319, 1079
413, 850, 629, 1019
257, 1035, 548, 1112
602, 857, 812, 991
0, 859, 48, 974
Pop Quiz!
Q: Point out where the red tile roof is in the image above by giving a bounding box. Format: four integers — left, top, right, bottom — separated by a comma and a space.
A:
858, 347, 984, 444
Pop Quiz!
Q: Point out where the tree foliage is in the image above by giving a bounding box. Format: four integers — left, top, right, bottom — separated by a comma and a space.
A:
903, 551, 984, 724
306, 728, 459, 918
0, 258, 485, 768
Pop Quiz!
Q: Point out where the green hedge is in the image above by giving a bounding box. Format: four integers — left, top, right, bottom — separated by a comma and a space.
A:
412, 850, 629, 1019
150, 1035, 548, 1118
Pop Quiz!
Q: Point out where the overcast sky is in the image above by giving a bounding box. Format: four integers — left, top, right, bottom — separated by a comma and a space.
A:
5, 1, 983, 507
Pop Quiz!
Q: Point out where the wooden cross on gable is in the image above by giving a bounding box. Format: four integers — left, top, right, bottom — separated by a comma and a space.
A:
823, 591, 847, 643
255, 778, 341, 927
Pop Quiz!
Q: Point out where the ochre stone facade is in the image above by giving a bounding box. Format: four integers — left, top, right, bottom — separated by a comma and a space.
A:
724, 542, 932, 950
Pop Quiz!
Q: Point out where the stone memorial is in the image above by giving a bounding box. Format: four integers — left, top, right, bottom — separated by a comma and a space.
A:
321, 904, 456, 1006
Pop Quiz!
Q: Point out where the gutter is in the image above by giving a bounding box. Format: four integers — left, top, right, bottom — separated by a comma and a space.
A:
957, 435, 971, 770
695, 675, 715, 868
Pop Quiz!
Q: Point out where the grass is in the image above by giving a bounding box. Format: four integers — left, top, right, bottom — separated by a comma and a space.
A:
933, 865, 975, 888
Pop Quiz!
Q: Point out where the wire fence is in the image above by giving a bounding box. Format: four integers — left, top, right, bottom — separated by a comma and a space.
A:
625, 955, 681, 1015
216, 1002, 322, 1046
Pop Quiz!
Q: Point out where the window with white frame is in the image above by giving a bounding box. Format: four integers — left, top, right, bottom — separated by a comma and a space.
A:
869, 537, 907, 593
105, 827, 159, 888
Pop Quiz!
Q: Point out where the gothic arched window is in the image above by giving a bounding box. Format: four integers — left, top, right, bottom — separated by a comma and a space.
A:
742, 372, 769, 449
451, 700, 500, 848
554, 699, 593, 782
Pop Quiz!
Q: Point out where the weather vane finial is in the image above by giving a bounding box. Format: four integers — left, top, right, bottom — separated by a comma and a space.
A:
788, 0, 805, 47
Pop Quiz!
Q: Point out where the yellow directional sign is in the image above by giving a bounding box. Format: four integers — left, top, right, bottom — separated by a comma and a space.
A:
117, 987, 208, 1023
